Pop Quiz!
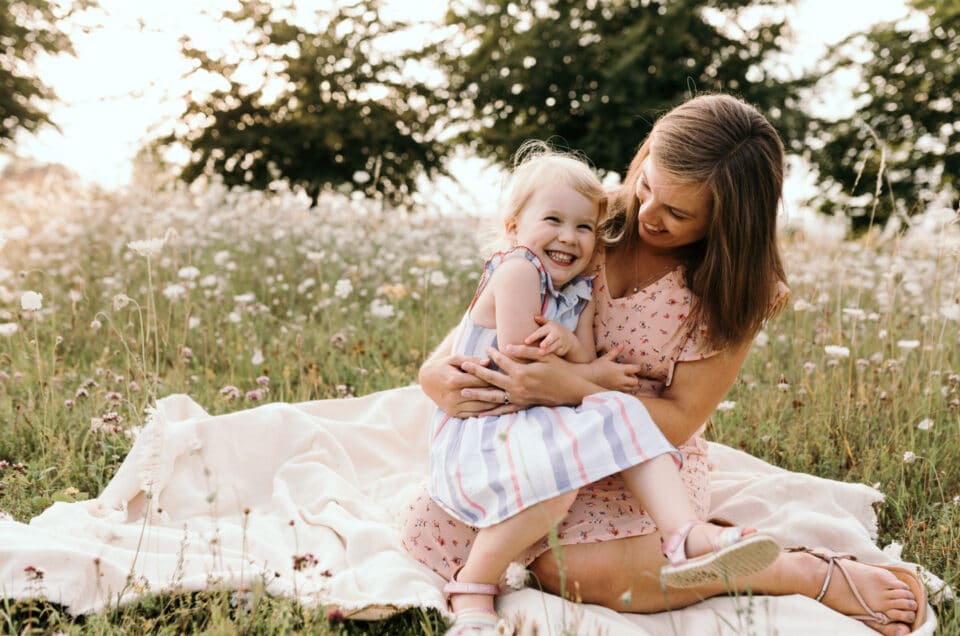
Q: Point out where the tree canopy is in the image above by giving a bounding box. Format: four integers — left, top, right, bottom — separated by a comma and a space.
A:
165, 0, 447, 207
0, 0, 95, 150
434, 0, 811, 175
804, 0, 960, 230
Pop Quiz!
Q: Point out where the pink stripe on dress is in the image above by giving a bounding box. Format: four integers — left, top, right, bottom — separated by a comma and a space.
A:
456, 467, 487, 517
502, 412, 525, 511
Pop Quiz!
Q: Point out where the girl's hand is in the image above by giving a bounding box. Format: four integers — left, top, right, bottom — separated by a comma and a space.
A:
589, 345, 642, 393
524, 319, 579, 357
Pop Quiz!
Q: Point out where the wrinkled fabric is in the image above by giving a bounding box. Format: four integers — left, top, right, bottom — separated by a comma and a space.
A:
0, 386, 939, 634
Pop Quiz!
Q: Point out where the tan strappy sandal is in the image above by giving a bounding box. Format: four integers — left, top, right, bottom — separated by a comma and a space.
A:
787, 547, 928, 632
660, 520, 781, 588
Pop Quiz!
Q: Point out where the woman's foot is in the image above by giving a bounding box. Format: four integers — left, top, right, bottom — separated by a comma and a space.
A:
792, 549, 920, 636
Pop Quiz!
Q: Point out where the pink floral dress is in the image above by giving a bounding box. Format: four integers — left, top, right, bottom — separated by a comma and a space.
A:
400, 250, 719, 580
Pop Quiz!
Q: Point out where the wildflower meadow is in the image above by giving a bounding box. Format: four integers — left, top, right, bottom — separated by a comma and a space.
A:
0, 173, 957, 633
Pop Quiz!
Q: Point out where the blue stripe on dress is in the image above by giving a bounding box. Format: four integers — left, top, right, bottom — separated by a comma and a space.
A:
443, 419, 480, 524
589, 399, 632, 471
531, 408, 573, 494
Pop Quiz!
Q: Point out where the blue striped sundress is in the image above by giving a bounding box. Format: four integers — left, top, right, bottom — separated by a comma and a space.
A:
428, 247, 681, 528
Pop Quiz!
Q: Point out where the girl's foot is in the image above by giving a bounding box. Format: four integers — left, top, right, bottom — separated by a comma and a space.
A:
791, 549, 921, 636
661, 521, 780, 587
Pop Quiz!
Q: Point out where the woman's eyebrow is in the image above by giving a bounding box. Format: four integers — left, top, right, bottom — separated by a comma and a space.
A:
641, 167, 695, 218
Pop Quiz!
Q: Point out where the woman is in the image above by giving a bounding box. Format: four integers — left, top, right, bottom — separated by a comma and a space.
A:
401, 93, 925, 636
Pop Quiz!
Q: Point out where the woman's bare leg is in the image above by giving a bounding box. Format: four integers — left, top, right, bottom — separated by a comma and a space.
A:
451, 490, 578, 614
529, 534, 919, 636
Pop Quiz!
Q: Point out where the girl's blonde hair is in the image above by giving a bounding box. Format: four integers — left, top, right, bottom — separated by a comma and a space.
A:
601, 93, 787, 349
500, 140, 608, 242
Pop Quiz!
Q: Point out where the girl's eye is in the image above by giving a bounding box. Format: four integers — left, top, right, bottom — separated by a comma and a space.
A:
668, 209, 684, 220
545, 216, 560, 223
578, 224, 594, 231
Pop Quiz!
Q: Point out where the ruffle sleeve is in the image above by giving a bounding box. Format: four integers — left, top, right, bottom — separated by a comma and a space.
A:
665, 280, 791, 387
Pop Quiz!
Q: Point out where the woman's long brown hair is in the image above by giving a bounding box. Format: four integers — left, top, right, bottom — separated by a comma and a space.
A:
601, 93, 788, 349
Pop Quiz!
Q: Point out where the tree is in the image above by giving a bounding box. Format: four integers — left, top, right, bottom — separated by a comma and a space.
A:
434, 0, 811, 176
164, 0, 447, 207
0, 0, 95, 150
805, 0, 960, 231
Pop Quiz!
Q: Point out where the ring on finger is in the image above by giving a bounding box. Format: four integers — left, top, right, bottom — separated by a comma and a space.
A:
503, 391, 510, 405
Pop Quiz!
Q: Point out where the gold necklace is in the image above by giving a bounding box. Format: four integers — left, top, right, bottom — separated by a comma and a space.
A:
631, 260, 677, 294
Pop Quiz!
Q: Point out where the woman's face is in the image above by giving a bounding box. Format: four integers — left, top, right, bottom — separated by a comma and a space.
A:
634, 156, 711, 250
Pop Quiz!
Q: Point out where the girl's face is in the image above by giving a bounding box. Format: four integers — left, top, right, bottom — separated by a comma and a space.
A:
506, 184, 598, 286
634, 157, 711, 250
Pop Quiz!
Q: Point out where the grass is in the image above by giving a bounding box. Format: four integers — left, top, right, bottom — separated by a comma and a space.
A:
0, 175, 957, 633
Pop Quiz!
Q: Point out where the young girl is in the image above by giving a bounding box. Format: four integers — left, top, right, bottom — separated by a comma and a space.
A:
429, 143, 780, 635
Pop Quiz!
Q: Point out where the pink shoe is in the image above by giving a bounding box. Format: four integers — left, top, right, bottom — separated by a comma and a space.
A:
442, 578, 502, 635
660, 520, 780, 588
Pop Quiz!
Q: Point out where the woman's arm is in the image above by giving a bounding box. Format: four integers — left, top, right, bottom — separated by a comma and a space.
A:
418, 329, 502, 417
464, 338, 752, 445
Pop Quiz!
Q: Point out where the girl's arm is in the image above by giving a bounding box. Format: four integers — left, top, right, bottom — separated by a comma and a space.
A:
418, 256, 542, 417
418, 329, 501, 417
569, 298, 597, 363
463, 338, 752, 446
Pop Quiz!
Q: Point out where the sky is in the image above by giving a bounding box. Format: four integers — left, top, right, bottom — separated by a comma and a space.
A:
5, 0, 914, 216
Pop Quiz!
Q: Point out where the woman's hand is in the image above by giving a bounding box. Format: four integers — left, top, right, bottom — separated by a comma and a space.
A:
459, 345, 586, 415
419, 351, 505, 418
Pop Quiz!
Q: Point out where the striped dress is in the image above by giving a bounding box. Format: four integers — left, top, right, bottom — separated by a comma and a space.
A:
428, 247, 680, 528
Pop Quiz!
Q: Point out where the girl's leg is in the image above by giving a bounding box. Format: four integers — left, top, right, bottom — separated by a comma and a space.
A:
451, 489, 579, 615
529, 535, 919, 636
619, 454, 739, 560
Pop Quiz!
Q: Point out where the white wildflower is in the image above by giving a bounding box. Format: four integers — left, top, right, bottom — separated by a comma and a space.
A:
334, 279, 353, 299
162, 283, 187, 300
297, 278, 316, 294
429, 270, 449, 287
792, 299, 812, 312
941, 302, 960, 322
113, 294, 131, 310
68, 289, 83, 303
178, 266, 201, 280
90, 318, 102, 331
917, 418, 934, 431
881, 541, 903, 561
213, 250, 231, 266
897, 339, 921, 351
715, 401, 736, 412
234, 292, 256, 305
188, 316, 201, 329
369, 298, 395, 319
0, 323, 18, 337
200, 274, 219, 288
842, 307, 866, 319
251, 349, 264, 365
227, 311, 242, 323
803, 361, 816, 375
504, 562, 529, 589
127, 234, 169, 258
903, 451, 917, 464
20, 291, 42, 311
824, 345, 850, 359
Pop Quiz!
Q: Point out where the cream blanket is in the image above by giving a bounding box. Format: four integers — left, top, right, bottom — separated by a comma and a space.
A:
0, 386, 939, 634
